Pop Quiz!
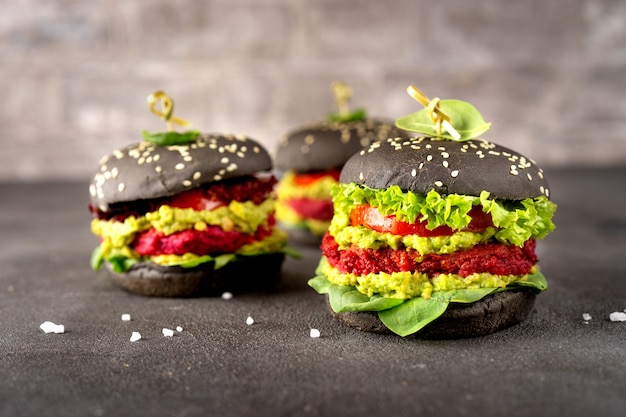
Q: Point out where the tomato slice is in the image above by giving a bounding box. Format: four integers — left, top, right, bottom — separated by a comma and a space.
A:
166, 189, 224, 211
350, 205, 493, 237
293, 169, 341, 186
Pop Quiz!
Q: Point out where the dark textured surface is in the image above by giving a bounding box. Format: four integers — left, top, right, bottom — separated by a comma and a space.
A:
1, 167, 626, 417
340, 137, 551, 200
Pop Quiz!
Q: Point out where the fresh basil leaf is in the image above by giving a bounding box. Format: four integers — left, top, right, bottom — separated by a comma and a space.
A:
90, 246, 104, 271
308, 276, 334, 294
213, 254, 236, 270
141, 130, 201, 146
395, 99, 491, 141
338, 293, 405, 313
429, 287, 498, 304
178, 255, 214, 269
108, 256, 137, 273
378, 296, 449, 337
326, 108, 367, 123
511, 270, 548, 293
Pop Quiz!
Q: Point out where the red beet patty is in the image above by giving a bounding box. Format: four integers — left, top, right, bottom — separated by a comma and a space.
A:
321, 233, 537, 277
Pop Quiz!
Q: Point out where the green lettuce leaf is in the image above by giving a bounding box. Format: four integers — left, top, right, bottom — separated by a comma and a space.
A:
331, 183, 557, 246
395, 99, 491, 141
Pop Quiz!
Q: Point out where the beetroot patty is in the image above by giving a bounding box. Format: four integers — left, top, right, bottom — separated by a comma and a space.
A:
286, 198, 334, 221
321, 233, 537, 277
133, 219, 275, 256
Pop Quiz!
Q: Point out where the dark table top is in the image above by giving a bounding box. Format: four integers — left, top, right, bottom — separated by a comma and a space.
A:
1, 166, 625, 417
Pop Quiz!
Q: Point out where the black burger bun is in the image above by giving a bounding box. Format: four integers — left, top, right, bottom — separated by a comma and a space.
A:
328, 289, 537, 339
340, 136, 550, 200
90, 133, 272, 211
274, 119, 407, 173
108, 253, 285, 297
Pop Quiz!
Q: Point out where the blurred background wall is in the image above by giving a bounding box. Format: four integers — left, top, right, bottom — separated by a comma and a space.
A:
1, 0, 625, 181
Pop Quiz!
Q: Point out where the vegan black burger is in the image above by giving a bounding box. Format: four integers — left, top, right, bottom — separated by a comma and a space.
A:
309, 86, 557, 338
274, 81, 406, 243
89, 91, 289, 297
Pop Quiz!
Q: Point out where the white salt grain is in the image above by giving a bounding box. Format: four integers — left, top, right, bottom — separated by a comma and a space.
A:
176, 326, 183, 332
39, 321, 65, 334
246, 316, 254, 325
121, 314, 131, 321
221, 292, 233, 300
582, 313, 592, 321
609, 312, 626, 322
130, 332, 141, 342
310, 328, 321, 338
162, 328, 174, 337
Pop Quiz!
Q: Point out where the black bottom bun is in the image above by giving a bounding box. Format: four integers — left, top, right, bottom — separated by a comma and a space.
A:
328, 289, 536, 339
107, 253, 285, 297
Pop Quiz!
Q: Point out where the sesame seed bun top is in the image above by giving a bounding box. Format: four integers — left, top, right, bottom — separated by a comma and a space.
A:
89, 133, 272, 211
339, 136, 550, 200
274, 119, 407, 173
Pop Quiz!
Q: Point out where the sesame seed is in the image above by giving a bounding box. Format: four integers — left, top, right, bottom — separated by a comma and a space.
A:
184, 156, 193, 162
155, 166, 162, 173
359, 172, 364, 181
451, 170, 459, 178
221, 157, 229, 164
427, 155, 433, 161
153, 154, 160, 161
193, 172, 201, 180
138, 157, 145, 165
411, 169, 417, 177
175, 163, 185, 170
441, 152, 449, 158
214, 174, 222, 181
434, 181, 443, 187
226, 163, 237, 172
89, 185, 96, 197
118, 183, 125, 192
253, 146, 260, 153
236, 151, 245, 158
527, 173, 533, 181
304, 134, 315, 145
442, 161, 449, 168
182, 180, 192, 187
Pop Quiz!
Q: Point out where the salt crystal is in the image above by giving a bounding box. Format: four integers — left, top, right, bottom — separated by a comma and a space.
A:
121, 314, 131, 321
176, 326, 183, 332
246, 316, 254, 325
130, 331, 141, 342
39, 321, 65, 334
609, 312, 626, 322
582, 313, 592, 321
162, 328, 174, 337
310, 328, 321, 338
221, 292, 233, 300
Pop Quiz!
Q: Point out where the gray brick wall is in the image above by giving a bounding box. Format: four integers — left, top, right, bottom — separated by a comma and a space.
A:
1, 0, 625, 180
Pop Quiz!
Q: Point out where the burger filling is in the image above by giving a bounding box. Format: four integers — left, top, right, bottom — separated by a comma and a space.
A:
275, 169, 340, 235
309, 182, 557, 335
90, 175, 288, 272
